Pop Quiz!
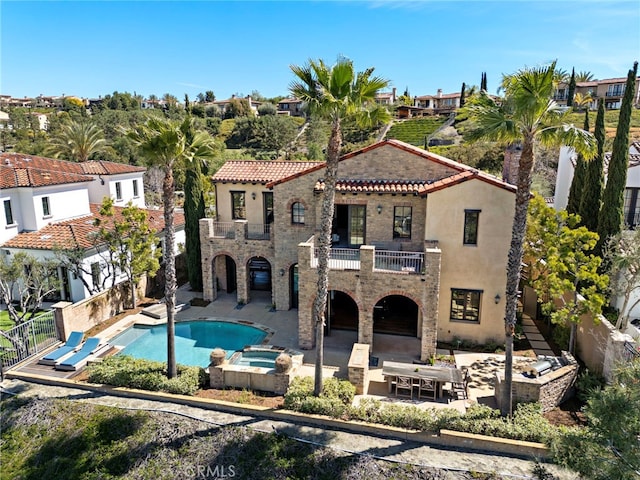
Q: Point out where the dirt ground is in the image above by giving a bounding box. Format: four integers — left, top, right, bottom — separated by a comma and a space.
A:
195, 388, 284, 408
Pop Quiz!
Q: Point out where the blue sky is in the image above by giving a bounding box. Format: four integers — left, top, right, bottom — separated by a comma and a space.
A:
1, 1, 639, 101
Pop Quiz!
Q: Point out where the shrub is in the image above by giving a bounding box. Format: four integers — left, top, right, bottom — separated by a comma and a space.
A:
575, 368, 605, 402
284, 376, 355, 411
284, 378, 557, 443
320, 377, 356, 404
87, 355, 204, 396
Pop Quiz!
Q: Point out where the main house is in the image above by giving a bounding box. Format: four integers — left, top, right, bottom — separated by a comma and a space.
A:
200, 140, 516, 361
0, 153, 184, 304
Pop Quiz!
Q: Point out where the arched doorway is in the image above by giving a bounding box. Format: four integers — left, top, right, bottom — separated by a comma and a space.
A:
248, 256, 272, 292
373, 295, 418, 336
213, 254, 237, 293
327, 290, 359, 332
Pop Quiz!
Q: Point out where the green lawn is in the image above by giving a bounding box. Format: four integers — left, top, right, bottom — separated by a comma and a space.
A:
0, 310, 15, 331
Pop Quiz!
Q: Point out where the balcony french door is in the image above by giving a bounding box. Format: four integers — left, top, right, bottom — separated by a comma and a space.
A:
348, 205, 366, 247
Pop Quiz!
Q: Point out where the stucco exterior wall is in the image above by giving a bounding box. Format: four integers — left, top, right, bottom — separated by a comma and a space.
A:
426, 179, 514, 344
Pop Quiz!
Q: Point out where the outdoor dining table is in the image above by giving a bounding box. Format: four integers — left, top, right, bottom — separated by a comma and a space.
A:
381, 360, 464, 398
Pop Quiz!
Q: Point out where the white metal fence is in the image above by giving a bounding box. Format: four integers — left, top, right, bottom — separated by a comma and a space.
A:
374, 250, 424, 273
0, 310, 58, 373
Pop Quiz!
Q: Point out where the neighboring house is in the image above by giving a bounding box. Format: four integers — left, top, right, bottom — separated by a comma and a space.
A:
276, 98, 305, 117
0, 152, 184, 303
553, 76, 640, 110
414, 89, 461, 115
213, 95, 261, 116
375, 88, 397, 106
201, 139, 516, 361
554, 142, 640, 320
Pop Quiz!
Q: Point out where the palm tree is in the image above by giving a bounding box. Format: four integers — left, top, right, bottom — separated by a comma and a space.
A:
46, 119, 107, 162
573, 92, 594, 111
575, 71, 595, 82
289, 56, 390, 396
126, 116, 218, 378
462, 61, 596, 416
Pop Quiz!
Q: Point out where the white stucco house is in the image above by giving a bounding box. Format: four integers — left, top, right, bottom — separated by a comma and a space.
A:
554, 142, 640, 323
0, 152, 185, 303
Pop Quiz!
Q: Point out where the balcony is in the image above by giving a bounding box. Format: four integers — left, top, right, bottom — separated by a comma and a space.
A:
205, 220, 271, 241
309, 244, 427, 274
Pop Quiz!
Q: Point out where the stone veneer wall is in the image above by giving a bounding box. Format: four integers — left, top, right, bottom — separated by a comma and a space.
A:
348, 343, 370, 394
297, 241, 441, 362
494, 352, 579, 413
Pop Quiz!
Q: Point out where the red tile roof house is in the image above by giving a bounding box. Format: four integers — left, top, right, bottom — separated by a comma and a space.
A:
0, 153, 184, 304
200, 139, 516, 361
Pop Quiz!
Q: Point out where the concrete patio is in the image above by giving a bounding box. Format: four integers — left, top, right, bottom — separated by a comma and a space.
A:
12, 283, 536, 412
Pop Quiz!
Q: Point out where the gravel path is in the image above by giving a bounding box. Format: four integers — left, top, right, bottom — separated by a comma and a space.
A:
1, 379, 579, 480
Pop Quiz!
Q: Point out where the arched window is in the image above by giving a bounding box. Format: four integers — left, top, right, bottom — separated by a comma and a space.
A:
291, 202, 305, 224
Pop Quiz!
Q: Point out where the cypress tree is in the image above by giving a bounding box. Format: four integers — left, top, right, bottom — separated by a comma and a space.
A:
580, 98, 605, 232
184, 158, 206, 291
567, 68, 576, 107
481, 72, 487, 91
596, 61, 638, 254
566, 108, 589, 216
460, 82, 466, 107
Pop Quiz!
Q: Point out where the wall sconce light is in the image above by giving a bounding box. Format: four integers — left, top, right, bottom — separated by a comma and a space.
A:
279, 268, 285, 276
377, 205, 382, 214
251, 192, 256, 200
494, 293, 501, 304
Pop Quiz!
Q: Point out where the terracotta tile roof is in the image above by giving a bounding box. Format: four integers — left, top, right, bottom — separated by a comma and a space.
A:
1, 204, 183, 251
212, 160, 323, 184
277, 97, 302, 104
0, 153, 145, 186
314, 179, 428, 194
268, 139, 516, 194
0, 165, 94, 188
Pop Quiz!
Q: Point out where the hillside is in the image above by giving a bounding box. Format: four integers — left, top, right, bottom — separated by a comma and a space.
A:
384, 117, 448, 146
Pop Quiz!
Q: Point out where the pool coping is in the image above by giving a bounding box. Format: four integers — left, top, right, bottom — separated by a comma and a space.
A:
108, 318, 277, 364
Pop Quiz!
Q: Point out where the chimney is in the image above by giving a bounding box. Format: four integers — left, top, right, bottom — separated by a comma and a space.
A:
392, 87, 397, 102
437, 89, 443, 98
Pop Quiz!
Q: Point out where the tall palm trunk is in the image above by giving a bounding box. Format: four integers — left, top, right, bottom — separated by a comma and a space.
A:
313, 118, 342, 396
162, 163, 178, 379
502, 138, 535, 417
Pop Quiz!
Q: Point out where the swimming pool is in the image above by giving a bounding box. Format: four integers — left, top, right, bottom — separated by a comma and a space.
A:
111, 320, 269, 368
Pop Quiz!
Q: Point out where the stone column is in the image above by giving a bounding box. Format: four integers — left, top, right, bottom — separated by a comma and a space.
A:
200, 219, 216, 302
420, 243, 441, 362
297, 242, 314, 349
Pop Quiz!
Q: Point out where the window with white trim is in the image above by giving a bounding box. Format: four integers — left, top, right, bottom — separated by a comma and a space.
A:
42, 197, 51, 217
4, 200, 14, 225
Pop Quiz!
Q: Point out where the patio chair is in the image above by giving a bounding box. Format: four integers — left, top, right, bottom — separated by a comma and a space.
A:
417, 377, 437, 400
450, 371, 470, 400
394, 375, 414, 399
38, 331, 84, 366
55, 336, 106, 371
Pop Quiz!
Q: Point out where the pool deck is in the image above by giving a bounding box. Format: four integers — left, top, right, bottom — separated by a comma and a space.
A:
10, 283, 526, 412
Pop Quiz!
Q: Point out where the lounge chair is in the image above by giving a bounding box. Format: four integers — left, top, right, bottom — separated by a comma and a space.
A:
55, 337, 107, 371
38, 331, 84, 366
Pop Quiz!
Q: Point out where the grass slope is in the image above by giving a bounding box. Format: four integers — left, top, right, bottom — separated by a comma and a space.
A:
384, 117, 448, 146
0, 397, 512, 480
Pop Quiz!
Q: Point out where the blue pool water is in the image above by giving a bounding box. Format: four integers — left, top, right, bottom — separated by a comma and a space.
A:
232, 350, 281, 369
111, 321, 268, 367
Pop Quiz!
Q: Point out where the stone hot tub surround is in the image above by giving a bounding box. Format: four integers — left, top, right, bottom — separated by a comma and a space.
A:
209, 345, 304, 395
